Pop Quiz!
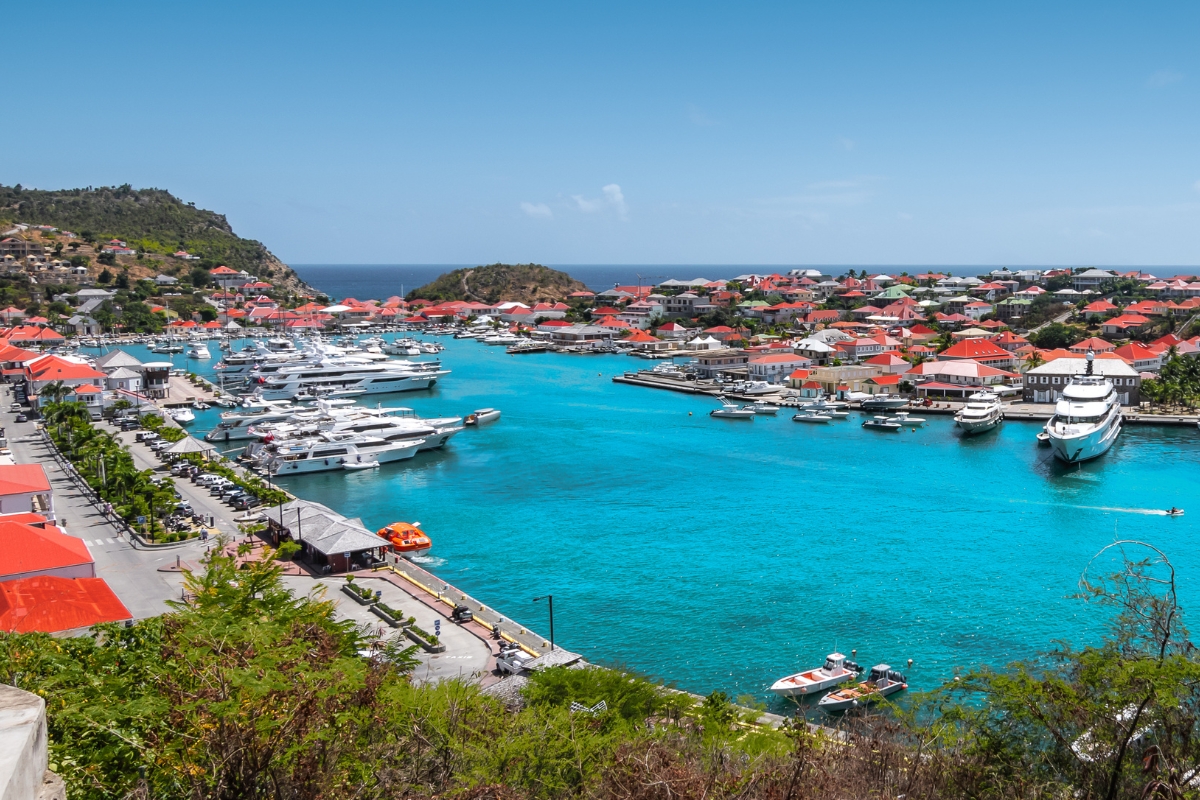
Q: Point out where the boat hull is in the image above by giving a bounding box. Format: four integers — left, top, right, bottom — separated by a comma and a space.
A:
1048, 414, 1122, 463
955, 416, 1001, 436
817, 682, 906, 711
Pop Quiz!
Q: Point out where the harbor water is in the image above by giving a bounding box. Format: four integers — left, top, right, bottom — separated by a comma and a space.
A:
95, 337, 1200, 706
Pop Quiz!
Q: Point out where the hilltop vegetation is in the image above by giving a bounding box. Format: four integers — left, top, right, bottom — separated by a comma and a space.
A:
0, 184, 309, 293
407, 263, 589, 304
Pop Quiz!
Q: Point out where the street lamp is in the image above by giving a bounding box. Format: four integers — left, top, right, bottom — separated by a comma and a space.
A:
532, 595, 554, 651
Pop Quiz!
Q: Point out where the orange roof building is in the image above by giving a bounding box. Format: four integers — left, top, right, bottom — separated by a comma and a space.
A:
0, 465, 53, 516
0, 575, 130, 633
0, 514, 90, 580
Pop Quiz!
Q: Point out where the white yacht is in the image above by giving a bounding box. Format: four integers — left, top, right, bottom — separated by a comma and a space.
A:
186, 343, 212, 359
170, 408, 196, 424
254, 360, 449, 400
204, 402, 302, 442
954, 391, 1003, 435
1044, 352, 1123, 463
266, 434, 423, 474
248, 406, 463, 452
770, 653, 861, 698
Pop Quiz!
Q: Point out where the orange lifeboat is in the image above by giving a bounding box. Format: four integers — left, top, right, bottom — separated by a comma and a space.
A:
377, 522, 432, 557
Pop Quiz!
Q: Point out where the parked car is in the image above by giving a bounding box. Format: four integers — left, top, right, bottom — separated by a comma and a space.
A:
232, 496, 261, 511
8, 403, 20, 413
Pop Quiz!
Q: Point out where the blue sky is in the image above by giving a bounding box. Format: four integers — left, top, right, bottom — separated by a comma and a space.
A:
5, 1, 1199, 266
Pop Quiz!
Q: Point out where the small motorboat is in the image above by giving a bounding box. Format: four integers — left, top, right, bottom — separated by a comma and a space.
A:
710, 398, 755, 419
770, 653, 862, 698
828, 410, 850, 418
817, 664, 907, 712
192, 401, 210, 411
1036, 430, 1051, 446
793, 410, 832, 423
343, 459, 380, 471
465, 408, 501, 425
1166, 507, 1185, 517
377, 521, 432, 557
862, 416, 901, 431
170, 408, 196, 425
748, 402, 780, 415
890, 412, 925, 427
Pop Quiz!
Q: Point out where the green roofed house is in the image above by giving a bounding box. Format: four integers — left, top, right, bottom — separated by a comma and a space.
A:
994, 297, 1031, 321
873, 284, 914, 301
737, 300, 770, 318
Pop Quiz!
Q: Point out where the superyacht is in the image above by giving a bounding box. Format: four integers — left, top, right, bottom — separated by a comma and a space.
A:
1044, 351, 1123, 463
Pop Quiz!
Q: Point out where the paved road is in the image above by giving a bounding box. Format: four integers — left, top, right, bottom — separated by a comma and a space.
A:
0, 404, 206, 619
281, 575, 493, 683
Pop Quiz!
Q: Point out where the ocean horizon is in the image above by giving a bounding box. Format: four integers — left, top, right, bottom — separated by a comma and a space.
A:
290, 264, 1200, 301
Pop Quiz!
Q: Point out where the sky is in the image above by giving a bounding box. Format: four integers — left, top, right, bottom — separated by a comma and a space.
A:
5, 1, 1200, 267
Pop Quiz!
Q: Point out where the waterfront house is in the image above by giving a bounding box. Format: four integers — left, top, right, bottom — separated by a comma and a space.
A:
809, 365, 882, 395
270, 499, 389, 573
547, 324, 614, 345
655, 322, 690, 340
694, 349, 750, 380
1024, 357, 1140, 404
904, 360, 1018, 398
861, 374, 902, 395
748, 353, 812, 384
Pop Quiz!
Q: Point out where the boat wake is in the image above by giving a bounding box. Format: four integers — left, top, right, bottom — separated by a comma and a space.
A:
410, 555, 446, 567
1011, 500, 1174, 516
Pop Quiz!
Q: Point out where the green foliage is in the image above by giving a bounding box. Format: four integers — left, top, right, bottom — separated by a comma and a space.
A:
1141, 351, 1200, 409
525, 665, 689, 723
0, 184, 281, 275
1029, 321, 1085, 349
408, 263, 589, 304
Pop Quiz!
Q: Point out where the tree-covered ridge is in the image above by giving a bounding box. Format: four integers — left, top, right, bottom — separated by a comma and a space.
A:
0, 184, 298, 284
407, 263, 590, 304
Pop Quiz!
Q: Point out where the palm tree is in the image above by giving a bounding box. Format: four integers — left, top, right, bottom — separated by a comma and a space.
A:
41, 380, 70, 405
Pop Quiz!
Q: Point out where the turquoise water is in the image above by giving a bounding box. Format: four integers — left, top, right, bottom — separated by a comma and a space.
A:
89, 339, 1200, 706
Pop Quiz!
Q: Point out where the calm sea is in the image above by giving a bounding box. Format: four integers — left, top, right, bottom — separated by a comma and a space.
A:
291, 264, 1200, 301
102, 339, 1200, 709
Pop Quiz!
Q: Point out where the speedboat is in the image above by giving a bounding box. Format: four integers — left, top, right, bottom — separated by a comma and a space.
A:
770, 653, 861, 698
736, 381, 779, 396
710, 397, 755, 419
817, 664, 907, 711
889, 411, 925, 427
859, 395, 909, 411
465, 408, 501, 425
1166, 507, 1185, 517
793, 410, 832, 423
170, 408, 196, 424
186, 344, 212, 359
1044, 352, 1123, 463
377, 521, 432, 557
748, 402, 779, 415
954, 392, 1003, 435
1036, 431, 1051, 446
862, 416, 901, 431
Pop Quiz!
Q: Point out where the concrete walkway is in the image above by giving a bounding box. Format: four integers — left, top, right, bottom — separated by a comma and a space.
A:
281, 575, 495, 684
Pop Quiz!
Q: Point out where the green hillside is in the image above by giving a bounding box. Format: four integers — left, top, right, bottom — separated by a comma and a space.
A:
408, 263, 590, 304
0, 184, 297, 282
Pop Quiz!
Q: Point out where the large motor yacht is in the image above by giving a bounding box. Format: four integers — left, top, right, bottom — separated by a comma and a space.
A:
265, 433, 423, 474
1044, 351, 1123, 463
254, 360, 449, 400
954, 391, 1003, 435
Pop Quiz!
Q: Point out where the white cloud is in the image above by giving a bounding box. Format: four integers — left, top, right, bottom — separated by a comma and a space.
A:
571, 184, 628, 220
1148, 69, 1183, 87
520, 202, 552, 218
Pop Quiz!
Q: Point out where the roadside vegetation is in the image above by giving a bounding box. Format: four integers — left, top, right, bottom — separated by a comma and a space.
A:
8, 539, 1199, 799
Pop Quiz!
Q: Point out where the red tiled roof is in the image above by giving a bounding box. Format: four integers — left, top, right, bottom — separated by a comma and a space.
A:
0, 465, 50, 496
749, 353, 806, 363
0, 517, 89, 578
938, 339, 1012, 359
866, 374, 902, 385
0, 575, 130, 633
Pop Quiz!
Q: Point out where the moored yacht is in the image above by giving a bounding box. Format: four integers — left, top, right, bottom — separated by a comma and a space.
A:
770, 653, 862, 697
1044, 352, 1123, 463
266, 433, 423, 474
954, 391, 1003, 435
